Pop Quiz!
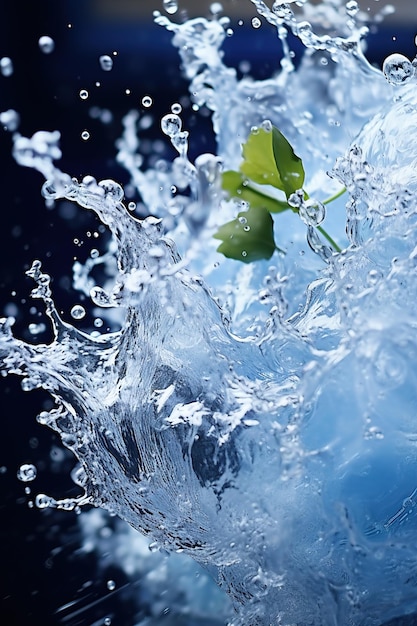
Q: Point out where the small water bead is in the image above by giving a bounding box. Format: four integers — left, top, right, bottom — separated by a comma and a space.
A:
94, 318, 104, 328
141, 95, 153, 108
0, 57, 13, 77
17, 464, 37, 482
28, 322, 46, 335
81, 130, 90, 141
210, 2, 223, 15
99, 55, 113, 71
163, 0, 178, 15
345, 0, 359, 17
104, 619, 112, 626
38, 35, 55, 54
128, 201, 136, 211
383, 53, 415, 85
106, 580, 116, 591
35, 493, 54, 509
71, 305, 86, 320
161, 113, 182, 137
261, 119, 272, 133
251, 17, 262, 29
171, 102, 182, 115
0, 109, 20, 132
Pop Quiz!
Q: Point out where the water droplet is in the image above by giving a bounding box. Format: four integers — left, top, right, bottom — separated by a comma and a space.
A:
106, 579, 116, 591
345, 0, 359, 17
35, 493, 53, 509
81, 130, 90, 141
163, 0, 178, 15
90, 248, 99, 259
0, 109, 20, 132
0, 57, 13, 77
142, 95, 153, 108
17, 463, 37, 482
383, 53, 415, 85
161, 113, 182, 137
94, 318, 104, 328
79, 89, 89, 100
104, 619, 112, 626
99, 55, 113, 71
251, 17, 262, 29
28, 323, 46, 335
261, 119, 272, 133
128, 201, 136, 211
171, 102, 182, 114
71, 305, 86, 320
210, 2, 223, 15
38, 35, 55, 54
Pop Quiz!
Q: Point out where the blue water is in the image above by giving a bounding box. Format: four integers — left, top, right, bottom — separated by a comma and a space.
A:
2, 1, 417, 624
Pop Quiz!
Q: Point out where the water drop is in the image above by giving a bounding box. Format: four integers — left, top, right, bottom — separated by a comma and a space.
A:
0, 57, 13, 77
161, 113, 182, 137
106, 579, 116, 591
251, 17, 262, 29
99, 55, 113, 71
35, 493, 53, 509
171, 102, 182, 114
79, 89, 89, 100
163, 0, 178, 15
383, 53, 415, 85
0, 109, 20, 132
71, 305, 86, 320
81, 130, 90, 141
38, 35, 55, 54
104, 619, 112, 626
94, 318, 104, 328
210, 2, 223, 15
142, 95, 153, 108
128, 201, 136, 211
345, 0, 359, 17
17, 463, 37, 482
28, 323, 46, 335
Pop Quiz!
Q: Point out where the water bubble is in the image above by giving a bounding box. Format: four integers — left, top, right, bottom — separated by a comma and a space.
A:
94, 318, 104, 328
81, 130, 90, 141
210, 2, 223, 15
163, 0, 178, 15
261, 119, 272, 133
383, 53, 415, 85
171, 102, 182, 114
35, 493, 54, 509
104, 619, 112, 626
79, 89, 89, 100
71, 305, 86, 320
345, 0, 359, 17
0, 109, 20, 132
28, 323, 46, 335
0, 57, 13, 77
161, 113, 182, 137
128, 201, 136, 211
251, 17, 262, 29
99, 55, 113, 71
106, 579, 116, 591
142, 95, 153, 108
38, 35, 55, 54
17, 463, 37, 482
272, 2, 293, 19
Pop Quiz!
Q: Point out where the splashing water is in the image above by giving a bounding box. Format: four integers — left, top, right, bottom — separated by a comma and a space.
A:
3, 1, 417, 624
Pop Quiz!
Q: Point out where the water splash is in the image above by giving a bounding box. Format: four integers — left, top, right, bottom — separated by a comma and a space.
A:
2, 1, 417, 624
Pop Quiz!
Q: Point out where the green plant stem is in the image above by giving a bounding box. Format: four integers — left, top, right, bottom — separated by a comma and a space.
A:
317, 225, 341, 252
323, 186, 346, 205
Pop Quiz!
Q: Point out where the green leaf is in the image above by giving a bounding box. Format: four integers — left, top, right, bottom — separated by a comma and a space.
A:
240, 128, 285, 190
213, 204, 275, 263
271, 126, 305, 198
222, 170, 290, 214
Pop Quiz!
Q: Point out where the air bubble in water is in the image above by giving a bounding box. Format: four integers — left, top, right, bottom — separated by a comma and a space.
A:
383, 53, 415, 85
163, 0, 178, 15
171, 102, 182, 114
0, 109, 20, 132
161, 113, 182, 137
251, 17, 262, 29
99, 55, 113, 71
79, 89, 89, 100
345, 0, 359, 17
142, 95, 153, 108
210, 2, 223, 15
17, 464, 37, 482
0, 57, 13, 77
81, 130, 90, 141
35, 493, 53, 509
38, 35, 55, 54
71, 305, 86, 320
106, 580, 116, 591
